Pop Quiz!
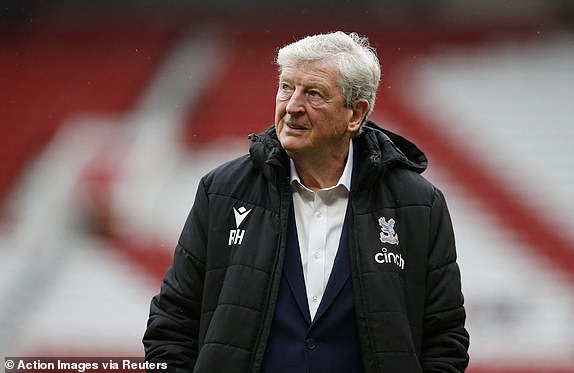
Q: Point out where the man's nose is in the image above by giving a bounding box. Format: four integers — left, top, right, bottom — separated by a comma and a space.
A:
285, 88, 305, 114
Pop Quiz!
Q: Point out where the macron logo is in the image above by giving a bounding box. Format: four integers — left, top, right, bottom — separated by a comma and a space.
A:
233, 206, 252, 228
229, 206, 252, 246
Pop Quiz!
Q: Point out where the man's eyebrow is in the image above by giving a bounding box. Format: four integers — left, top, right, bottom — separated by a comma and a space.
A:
304, 80, 331, 95
277, 74, 332, 93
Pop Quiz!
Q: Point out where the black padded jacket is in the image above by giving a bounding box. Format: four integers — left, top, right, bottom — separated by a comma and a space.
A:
143, 121, 470, 372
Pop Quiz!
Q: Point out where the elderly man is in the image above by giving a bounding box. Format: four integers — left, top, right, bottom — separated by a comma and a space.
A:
143, 31, 470, 372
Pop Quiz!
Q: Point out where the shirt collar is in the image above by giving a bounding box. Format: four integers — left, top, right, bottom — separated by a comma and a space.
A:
290, 139, 354, 192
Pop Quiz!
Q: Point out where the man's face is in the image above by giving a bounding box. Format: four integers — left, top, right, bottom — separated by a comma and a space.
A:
274, 59, 360, 160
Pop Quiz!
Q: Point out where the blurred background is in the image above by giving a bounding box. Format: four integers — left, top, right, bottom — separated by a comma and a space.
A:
1, 0, 573, 371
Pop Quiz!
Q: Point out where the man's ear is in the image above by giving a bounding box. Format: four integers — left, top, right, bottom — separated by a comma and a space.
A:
348, 99, 370, 133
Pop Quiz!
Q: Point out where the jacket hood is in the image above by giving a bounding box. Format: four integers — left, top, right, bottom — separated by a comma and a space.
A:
357, 120, 427, 173
248, 120, 427, 185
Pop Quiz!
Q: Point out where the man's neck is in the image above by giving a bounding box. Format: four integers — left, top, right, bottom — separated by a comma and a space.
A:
291, 143, 351, 192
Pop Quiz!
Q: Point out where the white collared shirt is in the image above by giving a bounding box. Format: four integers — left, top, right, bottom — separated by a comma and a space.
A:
290, 141, 353, 320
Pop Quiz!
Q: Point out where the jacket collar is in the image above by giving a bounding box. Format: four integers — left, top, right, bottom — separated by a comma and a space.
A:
248, 120, 427, 188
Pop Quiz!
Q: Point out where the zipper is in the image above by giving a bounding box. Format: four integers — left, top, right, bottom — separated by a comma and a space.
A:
249, 174, 291, 372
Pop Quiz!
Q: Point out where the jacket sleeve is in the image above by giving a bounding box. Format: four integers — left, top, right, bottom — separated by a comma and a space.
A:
142, 179, 209, 372
421, 188, 470, 372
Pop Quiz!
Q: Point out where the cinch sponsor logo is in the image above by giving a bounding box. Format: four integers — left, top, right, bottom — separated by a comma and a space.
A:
374, 248, 405, 270
228, 206, 251, 246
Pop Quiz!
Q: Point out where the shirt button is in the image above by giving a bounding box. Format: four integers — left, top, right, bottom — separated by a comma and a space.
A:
312, 295, 318, 302
305, 338, 317, 350
314, 252, 320, 259
315, 211, 321, 218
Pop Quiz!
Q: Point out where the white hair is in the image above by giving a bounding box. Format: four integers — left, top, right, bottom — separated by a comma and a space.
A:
276, 31, 381, 122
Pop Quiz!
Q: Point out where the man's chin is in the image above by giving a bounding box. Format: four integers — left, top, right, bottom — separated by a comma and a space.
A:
279, 139, 303, 157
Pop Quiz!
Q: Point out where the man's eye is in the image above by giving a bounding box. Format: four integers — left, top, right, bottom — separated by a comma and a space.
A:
308, 90, 321, 97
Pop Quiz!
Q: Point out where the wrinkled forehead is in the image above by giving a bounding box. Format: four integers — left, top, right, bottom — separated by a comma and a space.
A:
278, 59, 342, 84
